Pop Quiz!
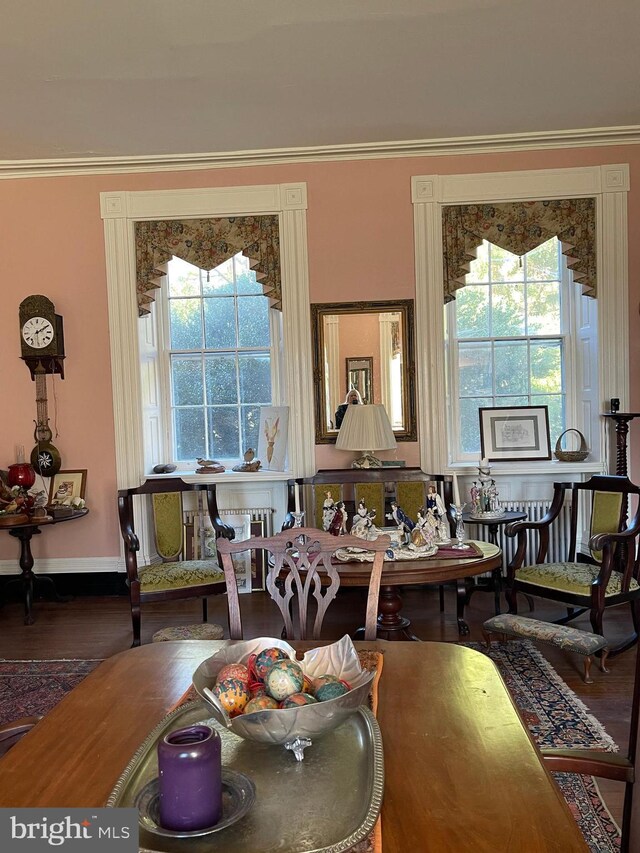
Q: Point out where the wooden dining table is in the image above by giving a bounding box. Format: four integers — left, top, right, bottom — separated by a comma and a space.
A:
0, 640, 588, 852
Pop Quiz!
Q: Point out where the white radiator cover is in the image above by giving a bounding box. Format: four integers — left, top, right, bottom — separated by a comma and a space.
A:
185, 506, 274, 560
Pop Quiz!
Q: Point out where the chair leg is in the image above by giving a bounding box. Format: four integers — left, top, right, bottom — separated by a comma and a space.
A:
589, 604, 604, 637
131, 605, 141, 648
439, 585, 445, 612
506, 584, 518, 614
583, 655, 594, 684
202, 597, 208, 623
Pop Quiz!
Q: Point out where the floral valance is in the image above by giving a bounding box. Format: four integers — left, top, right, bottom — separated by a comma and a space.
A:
134, 215, 281, 316
442, 198, 596, 302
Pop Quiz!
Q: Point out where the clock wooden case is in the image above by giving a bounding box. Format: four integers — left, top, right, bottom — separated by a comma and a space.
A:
19, 294, 65, 379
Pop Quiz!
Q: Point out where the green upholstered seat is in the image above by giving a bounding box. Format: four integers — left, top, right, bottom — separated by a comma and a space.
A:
516, 562, 639, 598
139, 560, 225, 593
152, 623, 224, 642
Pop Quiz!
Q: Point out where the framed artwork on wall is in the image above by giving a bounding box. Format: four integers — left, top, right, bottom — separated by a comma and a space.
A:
257, 406, 289, 471
479, 406, 551, 462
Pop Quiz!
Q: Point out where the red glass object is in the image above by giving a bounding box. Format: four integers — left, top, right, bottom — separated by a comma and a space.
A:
7, 462, 36, 490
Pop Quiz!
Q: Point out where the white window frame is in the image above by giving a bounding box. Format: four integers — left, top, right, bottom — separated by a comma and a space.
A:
412, 164, 630, 475
101, 183, 315, 488
447, 239, 581, 463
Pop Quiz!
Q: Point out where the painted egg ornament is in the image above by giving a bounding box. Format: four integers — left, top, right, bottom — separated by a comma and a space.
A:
243, 695, 279, 714
216, 663, 250, 685
315, 681, 350, 702
213, 677, 250, 717
281, 692, 318, 708
311, 674, 340, 694
302, 673, 314, 694
254, 647, 291, 680
264, 659, 305, 701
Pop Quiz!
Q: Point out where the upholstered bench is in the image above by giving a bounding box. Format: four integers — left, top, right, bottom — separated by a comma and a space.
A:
482, 614, 609, 684
152, 623, 225, 642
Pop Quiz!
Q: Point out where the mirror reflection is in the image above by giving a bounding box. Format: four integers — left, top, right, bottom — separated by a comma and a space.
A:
311, 300, 417, 443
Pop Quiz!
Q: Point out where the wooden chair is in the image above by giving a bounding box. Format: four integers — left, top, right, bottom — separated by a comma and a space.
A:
117, 478, 234, 647
505, 475, 640, 655
216, 527, 390, 641
542, 642, 640, 852
0, 716, 41, 758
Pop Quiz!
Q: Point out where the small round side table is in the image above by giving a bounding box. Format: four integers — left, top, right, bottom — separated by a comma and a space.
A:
462, 510, 527, 614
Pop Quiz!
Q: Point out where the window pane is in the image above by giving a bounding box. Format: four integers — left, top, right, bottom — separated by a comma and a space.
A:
491, 284, 525, 336
490, 244, 523, 282
208, 407, 239, 458
168, 257, 201, 297
466, 241, 489, 284
456, 285, 489, 338
174, 408, 205, 460
530, 341, 562, 393
239, 355, 271, 403
238, 296, 271, 347
241, 405, 261, 452
171, 357, 203, 406
533, 396, 563, 445
205, 355, 237, 405
202, 257, 235, 296
495, 342, 528, 396
460, 397, 491, 454
459, 343, 492, 395
170, 299, 202, 349
494, 396, 529, 407
235, 255, 262, 295
527, 283, 561, 334
525, 239, 559, 281
204, 296, 236, 349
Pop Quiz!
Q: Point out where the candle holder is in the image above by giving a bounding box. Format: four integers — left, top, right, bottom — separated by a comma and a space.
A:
292, 511, 305, 528
450, 503, 470, 550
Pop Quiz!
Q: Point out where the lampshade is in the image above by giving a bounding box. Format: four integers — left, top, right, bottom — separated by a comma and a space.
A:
336, 404, 396, 468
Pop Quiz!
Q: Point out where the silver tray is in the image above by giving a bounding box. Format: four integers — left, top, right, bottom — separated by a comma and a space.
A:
107, 699, 384, 853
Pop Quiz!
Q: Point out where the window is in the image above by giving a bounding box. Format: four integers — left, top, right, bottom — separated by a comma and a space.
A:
158, 253, 279, 465
448, 237, 595, 460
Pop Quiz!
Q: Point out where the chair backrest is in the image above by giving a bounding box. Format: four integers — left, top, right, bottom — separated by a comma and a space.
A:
216, 527, 390, 641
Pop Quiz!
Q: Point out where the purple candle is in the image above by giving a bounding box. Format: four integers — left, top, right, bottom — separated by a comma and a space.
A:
157, 724, 222, 831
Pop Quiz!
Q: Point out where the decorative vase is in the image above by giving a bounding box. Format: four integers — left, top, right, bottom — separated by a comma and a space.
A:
157, 724, 222, 831
7, 462, 36, 490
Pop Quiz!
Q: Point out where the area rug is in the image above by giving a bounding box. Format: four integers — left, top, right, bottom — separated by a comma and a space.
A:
0, 647, 622, 851
463, 640, 621, 852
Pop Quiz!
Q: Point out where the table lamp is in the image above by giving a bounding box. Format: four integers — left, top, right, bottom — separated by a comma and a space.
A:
336, 404, 396, 468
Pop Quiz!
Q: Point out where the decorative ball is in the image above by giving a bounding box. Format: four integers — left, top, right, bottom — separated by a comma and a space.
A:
281, 692, 318, 708
217, 663, 250, 685
302, 673, 314, 694
315, 681, 349, 702
243, 695, 279, 714
264, 659, 305, 701
311, 674, 340, 695
254, 647, 291, 680
213, 677, 250, 717
250, 685, 267, 698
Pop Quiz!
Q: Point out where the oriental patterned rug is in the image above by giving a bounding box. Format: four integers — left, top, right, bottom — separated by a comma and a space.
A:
0, 646, 622, 852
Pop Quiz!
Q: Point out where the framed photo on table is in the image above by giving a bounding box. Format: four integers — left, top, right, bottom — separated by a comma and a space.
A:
479, 406, 551, 462
48, 470, 87, 505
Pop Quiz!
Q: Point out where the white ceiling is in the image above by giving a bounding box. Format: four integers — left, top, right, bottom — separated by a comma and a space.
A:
2, 0, 639, 163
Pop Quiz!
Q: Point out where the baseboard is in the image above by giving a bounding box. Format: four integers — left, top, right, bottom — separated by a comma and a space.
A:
0, 556, 122, 576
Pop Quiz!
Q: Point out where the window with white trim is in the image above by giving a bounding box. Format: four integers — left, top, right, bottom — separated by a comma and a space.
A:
447, 237, 597, 461
142, 252, 281, 468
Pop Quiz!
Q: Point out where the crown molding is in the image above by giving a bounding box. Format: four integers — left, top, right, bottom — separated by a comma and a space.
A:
1, 125, 639, 180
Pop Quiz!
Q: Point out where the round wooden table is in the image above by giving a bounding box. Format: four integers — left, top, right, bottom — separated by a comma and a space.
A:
1, 509, 89, 625
337, 540, 501, 640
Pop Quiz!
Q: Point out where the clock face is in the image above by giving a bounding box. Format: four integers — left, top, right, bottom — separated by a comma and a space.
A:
22, 316, 54, 349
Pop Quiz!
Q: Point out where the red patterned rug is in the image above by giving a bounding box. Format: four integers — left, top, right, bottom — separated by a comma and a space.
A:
0, 646, 621, 851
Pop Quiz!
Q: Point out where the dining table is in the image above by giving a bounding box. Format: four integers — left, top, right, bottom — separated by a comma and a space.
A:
0, 639, 588, 852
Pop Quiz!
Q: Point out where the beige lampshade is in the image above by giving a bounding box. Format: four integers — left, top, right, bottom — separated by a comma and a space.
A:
336, 403, 396, 456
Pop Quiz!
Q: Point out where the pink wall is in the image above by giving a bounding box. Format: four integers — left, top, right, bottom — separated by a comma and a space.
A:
1, 145, 638, 561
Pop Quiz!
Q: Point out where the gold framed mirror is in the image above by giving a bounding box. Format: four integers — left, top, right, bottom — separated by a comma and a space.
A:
311, 299, 417, 444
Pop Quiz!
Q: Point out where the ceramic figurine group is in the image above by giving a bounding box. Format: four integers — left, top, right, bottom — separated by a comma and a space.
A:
469, 461, 503, 517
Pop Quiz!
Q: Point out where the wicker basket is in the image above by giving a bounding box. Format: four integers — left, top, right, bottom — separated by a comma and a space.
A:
554, 428, 589, 462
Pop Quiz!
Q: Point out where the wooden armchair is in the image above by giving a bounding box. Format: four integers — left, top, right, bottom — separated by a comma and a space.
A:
117, 478, 234, 646
216, 527, 390, 641
505, 475, 640, 655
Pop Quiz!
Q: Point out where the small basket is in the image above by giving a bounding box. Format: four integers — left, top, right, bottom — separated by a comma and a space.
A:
554, 428, 589, 462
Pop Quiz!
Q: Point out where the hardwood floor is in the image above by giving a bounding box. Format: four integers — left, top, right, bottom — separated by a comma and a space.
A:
0, 581, 635, 828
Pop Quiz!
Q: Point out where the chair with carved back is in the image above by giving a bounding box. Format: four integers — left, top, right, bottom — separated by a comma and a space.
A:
117, 478, 235, 646
505, 475, 640, 655
542, 641, 640, 852
216, 527, 390, 641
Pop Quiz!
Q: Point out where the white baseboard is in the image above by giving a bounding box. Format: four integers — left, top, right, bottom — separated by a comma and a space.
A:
0, 556, 123, 576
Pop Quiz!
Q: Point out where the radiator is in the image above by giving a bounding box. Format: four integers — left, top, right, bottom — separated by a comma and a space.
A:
466, 499, 573, 573
184, 503, 274, 560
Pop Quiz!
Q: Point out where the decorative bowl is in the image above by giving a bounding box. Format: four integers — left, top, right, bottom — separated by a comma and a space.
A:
193, 635, 375, 759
